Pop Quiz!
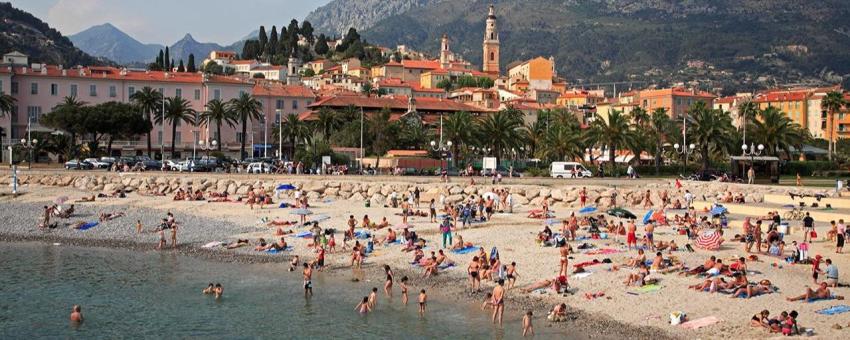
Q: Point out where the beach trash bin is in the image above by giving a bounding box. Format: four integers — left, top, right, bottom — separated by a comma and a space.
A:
365, 200, 371, 208
670, 311, 686, 325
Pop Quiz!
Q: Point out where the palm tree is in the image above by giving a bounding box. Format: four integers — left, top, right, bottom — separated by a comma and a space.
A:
522, 119, 547, 159
588, 109, 636, 175
476, 109, 523, 164
821, 91, 847, 161
687, 102, 735, 170
158, 97, 196, 156
368, 108, 396, 173
200, 99, 236, 152
228, 92, 263, 160
749, 107, 810, 158
736, 101, 759, 134
646, 108, 673, 175
315, 108, 342, 140
278, 113, 311, 159
130, 87, 163, 157
537, 124, 585, 162
1, 93, 17, 161
443, 111, 476, 166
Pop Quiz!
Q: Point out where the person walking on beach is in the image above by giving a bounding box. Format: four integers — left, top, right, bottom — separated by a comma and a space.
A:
491, 279, 506, 326
747, 166, 755, 184
440, 217, 453, 249
303, 263, 313, 298
626, 220, 637, 250
70, 305, 83, 324
803, 212, 815, 243
429, 199, 438, 223
468, 257, 481, 293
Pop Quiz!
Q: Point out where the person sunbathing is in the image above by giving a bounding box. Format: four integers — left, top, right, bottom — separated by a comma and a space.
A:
99, 212, 125, 222
732, 279, 774, 299
451, 234, 467, 250
274, 227, 287, 236
624, 263, 650, 287
382, 228, 397, 244
401, 238, 417, 252
375, 217, 390, 230
786, 282, 844, 302
521, 276, 567, 293
548, 303, 567, 322
77, 195, 96, 202
649, 252, 665, 271
624, 249, 646, 267
423, 256, 440, 278
537, 226, 553, 243
173, 190, 186, 201
254, 238, 269, 251
57, 205, 75, 219
412, 247, 425, 264
226, 239, 250, 249
70, 221, 88, 230
689, 277, 726, 293
193, 190, 205, 201
267, 219, 294, 227
269, 237, 287, 251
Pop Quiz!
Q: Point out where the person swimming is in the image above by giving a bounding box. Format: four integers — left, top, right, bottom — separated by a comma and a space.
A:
355, 296, 371, 314
70, 305, 83, 323
202, 283, 215, 294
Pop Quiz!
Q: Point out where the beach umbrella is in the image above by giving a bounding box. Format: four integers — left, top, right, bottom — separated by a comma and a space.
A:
606, 208, 636, 219
695, 230, 723, 250
578, 206, 597, 215
289, 208, 313, 216
54, 196, 69, 205
276, 184, 296, 191
709, 205, 727, 217
642, 210, 654, 225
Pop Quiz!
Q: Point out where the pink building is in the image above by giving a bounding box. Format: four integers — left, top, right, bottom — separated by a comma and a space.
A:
251, 81, 317, 158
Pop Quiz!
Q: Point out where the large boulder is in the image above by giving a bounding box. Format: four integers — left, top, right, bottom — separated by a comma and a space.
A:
512, 194, 530, 205
550, 189, 565, 201
463, 186, 477, 195
525, 188, 540, 200
446, 194, 464, 204
539, 188, 551, 198
350, 192, 365, 201
449, 186, 463, 195
324, 187, 340, 197
304, 181, 325, 193
340, 182, 353, 192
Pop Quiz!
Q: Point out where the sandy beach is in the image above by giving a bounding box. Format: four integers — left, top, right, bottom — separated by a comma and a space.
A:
2, 172, 849, 339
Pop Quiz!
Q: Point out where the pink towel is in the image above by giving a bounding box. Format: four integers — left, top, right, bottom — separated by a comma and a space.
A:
584, 248, 619, 255
680, 316, 721, 330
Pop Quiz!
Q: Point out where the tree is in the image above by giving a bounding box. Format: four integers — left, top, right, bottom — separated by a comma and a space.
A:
1, 93, 17, 160
821, 91, 847, 161
287, 19, 300, 43
267, 26, 278, 58
538, 124, 584, 162
187, 54, 196, 72
337, 27, 360, 52
157, 49, 164, 69
164, 46, 170, 70
361, 83, 374, 96
687, 102, 735, 170
646, 108, 673, 175
258, 26, 268, 57
157, 97, 195, 156
749, 107, 810, 158
130, 87, 163, 157
368, 108, 396, 172
277, 113, 311, 160
41, 96, 88, 157
200, 99, 236, 152
314, 34, 329, 55
177, 59, 185, 72
314, 108, 342, 140
436, 79, 453, 91
241, 40, 260, 60
588, 109, 636, 175
228, 92, 263, 160
476, 109, 523, 163
97, 102, 151, 155
301, 21, 315, 43
302, 69, 316, 77
443, 111, 475, 166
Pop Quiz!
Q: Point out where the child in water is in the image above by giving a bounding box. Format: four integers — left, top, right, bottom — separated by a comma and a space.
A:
355, 296, 371, 314
400, 276, 409, 305
289, 255, 300, 272
202, 283, 214, 294
522, 311, 534, 336
418, 289, 427, 316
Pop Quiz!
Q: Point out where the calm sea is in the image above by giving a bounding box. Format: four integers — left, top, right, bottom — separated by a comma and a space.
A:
0, 242, 573, 339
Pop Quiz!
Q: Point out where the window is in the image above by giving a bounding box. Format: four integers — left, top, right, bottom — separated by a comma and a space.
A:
292, 100, 298, 110
276, 100, 284, 110
70, 84, 77, 97
213, 89, 221, 100
489, 52, 495, 61
89, 84, 97, 97
157, 131, 163, 144
194, 89, 201, 100
11, 81, 18, 94
236, 132, 244, 143
26, 106, 42, 121
175, 88, 182, 98
174, 132, 181, 144
129, 86, 136, 96
50, 84, 58, 96
31, 82, 38, 95
109, 85, 117, 98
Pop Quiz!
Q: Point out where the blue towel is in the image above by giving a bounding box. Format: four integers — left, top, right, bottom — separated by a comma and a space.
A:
266, 246, 293, 254
77, 222, 99, 230
451, 246, 477, 254
354, 231, 371, 239
295, 231, 312, 238
438, 263, 456, 269
278, 203, 289, 208
816, 305, 850, 315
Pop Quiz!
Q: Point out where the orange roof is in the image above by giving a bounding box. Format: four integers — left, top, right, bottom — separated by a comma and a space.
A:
714, 96, 738, 104
753, 91, 808, 102
10, 65, 249, 85
402, 60, 440, 70
308, 95, 487, 113
251, 66, 285, 71
252, 83, 316, 98
230, 60, 256, 65
384, 61, 403, 67
297, 110, 317, 121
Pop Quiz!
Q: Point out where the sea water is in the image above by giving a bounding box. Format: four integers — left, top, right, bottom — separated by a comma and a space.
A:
0, 242, 571, 339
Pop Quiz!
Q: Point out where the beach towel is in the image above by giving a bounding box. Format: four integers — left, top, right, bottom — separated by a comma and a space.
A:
452, 246, 478, 254
680, 316, 722, 330
202, 241, 224, 248
295, 231, 313, 238
278, 202, 289, 208
76, 222, 98, 230
266, 246, 293, 254
438, 263, 456, 270
583, 248, 620, 255
573, 272, 593, 279
815, 305, 850, 315
632, 284, 663, 294
354, 231, 371, 239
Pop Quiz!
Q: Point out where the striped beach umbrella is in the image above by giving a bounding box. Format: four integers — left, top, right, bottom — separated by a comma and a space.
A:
695, 231, 723, 250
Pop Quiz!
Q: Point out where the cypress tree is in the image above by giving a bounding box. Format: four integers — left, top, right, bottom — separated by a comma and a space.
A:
268, 26, 278, 57
187, 54, 196, 72
164, 46, 170, 69
177, 59, 185, 72
258, 26, 268, 57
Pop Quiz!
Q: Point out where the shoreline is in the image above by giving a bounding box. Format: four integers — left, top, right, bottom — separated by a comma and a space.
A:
0, 230, 674, 340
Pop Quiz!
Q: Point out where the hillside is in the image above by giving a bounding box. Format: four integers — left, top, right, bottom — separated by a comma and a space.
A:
312, 0, 850, 93
305, 0, 442, 36
0, 2, 106, 66
69, 23, 162, 64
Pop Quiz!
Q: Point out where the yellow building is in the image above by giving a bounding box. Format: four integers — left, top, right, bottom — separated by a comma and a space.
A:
557, 91, 603, 108
420, 70, 449, 89
753, 90, 810, 130
507, 56, 554, 91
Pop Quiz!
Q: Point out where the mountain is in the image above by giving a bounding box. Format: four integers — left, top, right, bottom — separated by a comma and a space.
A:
69, 23, 163, 64
305, 0, 442, 36
312, 0, 850, 93
0, 2, 106, 66
166, 33, 225, 65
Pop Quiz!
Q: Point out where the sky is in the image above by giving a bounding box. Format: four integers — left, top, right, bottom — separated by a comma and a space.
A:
7, 0, 333, 44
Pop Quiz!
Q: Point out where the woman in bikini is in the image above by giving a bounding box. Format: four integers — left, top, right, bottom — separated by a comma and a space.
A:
558, 243, 570, 277
383, 265, 394, 296
400, 276, 409, 305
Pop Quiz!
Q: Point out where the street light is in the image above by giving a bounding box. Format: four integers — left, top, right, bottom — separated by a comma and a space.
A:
673, 142, 695, 176
742, 142, 764, 163
430, 139, 452, 172
8, 146, 15, 194
276, 109, 282, 161
20, 138, 38, 169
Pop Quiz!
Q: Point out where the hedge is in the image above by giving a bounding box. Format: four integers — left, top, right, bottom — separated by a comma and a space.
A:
781, 161, 842, 176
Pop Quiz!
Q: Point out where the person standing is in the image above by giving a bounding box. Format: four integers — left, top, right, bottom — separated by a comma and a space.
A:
414, 187, 421, 208
803, 212, 815, 243
838, 219, 847, 254
440, 217, 453, 249
303, 263, 313, 298
491, 279, 506, 326
747, 166, 755, 185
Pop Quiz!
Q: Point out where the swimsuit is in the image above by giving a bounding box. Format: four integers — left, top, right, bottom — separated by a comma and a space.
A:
627, 232, 637, 244
303, 280, 312, 289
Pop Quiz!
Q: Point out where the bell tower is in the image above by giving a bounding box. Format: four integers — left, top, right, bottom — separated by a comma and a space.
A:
482, 4, 500, 74
440, 33, 450, 70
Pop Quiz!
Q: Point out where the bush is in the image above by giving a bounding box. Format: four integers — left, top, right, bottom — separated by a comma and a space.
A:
782, 161, 841, 176
523, 167, 549, 177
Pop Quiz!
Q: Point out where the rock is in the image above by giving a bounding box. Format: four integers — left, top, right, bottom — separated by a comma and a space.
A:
340, 182, 353, 192
324, 187, 339, 196
449, 186, 463, 195
446, 194, 464, 204
550, 189, 565, 201
463, 186, 477, 195
510, 187, 525, 195
539, 188, 551, 198
102, 183, 125, 193
350, 192, 365, 201
367, 185, 380, 196
530, 197, 546, 206
307, 191, 320, 199
304, 181, 325, 193
565, 190, 579, 203
512, 195, 529, 205
337, 191, 351, 199
226, 183, 238, 194
525, 188, 540, 200
370, 194, 385, 207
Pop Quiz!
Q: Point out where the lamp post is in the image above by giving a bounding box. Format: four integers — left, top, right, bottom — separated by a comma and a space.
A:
430, 139, 452, 172
263, 112, 268, 158
8, 146, 15, 194
672, 142, 695, 176
20, 138, 38, 169
742, 142, 764, 165
276, 109, 282, 161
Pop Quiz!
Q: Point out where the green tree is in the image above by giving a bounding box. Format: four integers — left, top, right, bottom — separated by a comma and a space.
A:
443, 111, 475, 166
258, 26, 268, 57
276, 113, 311, 159
157, 97, 196, 156
687, 102, 735, 170
749, 107, 810, 158
314, 34, 329, 55
130, 87, 163, 157
522, 115, 547, 159
646, 108, 674, 175
588, 110, 636, 175
228, 92, 263, 159
301, 21, 315, 43
314, 108, 342, 140
98, 102, 151, 155
0, 93, 17, 160
187, 54, 196, 72
200, 99, 236, 152
476, 109, 523, 163
267, 26, 278, 57
41, 96, 88, 157
368, 108, 396, 172
538, 123, 584, 162
164, 46, 170, 70
158, 49, 164, 69
177, 59, 185, 72
436, 79, 453, 91
302, 69, 316, 77
821, 91, 847, 161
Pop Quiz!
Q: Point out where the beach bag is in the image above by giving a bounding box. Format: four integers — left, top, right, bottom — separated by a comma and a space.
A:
670, 311, 686, 325
810, 230, 817, 239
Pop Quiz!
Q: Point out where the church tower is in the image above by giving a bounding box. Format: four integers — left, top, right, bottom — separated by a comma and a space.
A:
482, 4, 500, 74
440, 33, 450, 70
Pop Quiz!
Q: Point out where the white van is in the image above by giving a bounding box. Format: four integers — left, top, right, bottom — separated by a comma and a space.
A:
550, 162, 592, 178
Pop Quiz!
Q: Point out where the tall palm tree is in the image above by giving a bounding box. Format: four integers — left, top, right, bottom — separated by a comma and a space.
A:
522, 119, 546, 161
278, 113, 312, 159
158, 97, 196, 156
200, 99, 236, 152
476, 109, 523, 163
1, 93, 17, 161
443, 111, 475, 166
588, 109, 636, 175
736, 100, 759, 135
315, 108, 342, 140
749, 107, 810, 158
687, 102, 735, 170
821, 91, 847, 161
228, 92, 263, 160
537, 124, 585, 162
368, 108, 396, 173
130, 87, 162, 157
647, 108, 673, 175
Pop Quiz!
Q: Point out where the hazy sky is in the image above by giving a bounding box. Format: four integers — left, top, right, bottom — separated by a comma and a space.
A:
8, 0, 332, 44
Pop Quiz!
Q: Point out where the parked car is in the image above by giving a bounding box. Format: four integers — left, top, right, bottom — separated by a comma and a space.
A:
687, 169, 727, 182
550, 162, 593, 178
164, 160, 182, 171
246, 162, 273, 174
134, 156, 161, 170
83, 158, 110, 169
65, 159, 94, 170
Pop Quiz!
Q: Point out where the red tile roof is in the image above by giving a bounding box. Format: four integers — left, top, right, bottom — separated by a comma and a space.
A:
753, 91, 808, 102
230, 60, 257, 65
384, 61, 403, 67
9, 65, 250, 85
307, 95, 487, 113
253, 83, 316, 98
402, 60, 440, 70
714, 96, 739, 104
